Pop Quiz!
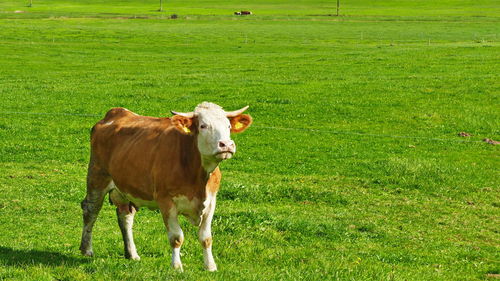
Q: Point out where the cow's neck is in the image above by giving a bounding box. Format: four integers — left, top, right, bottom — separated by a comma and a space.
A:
180, 134, 219, 178
200, 156, 220, 175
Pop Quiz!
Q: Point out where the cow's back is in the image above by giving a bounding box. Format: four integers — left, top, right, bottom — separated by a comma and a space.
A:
89, 108, 212, 203
91, 108, 170, 167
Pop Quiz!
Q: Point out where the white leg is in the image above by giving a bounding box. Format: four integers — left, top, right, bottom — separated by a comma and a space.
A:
167, 207, 184, 272
171, 247, 182, 271
116, 205, 140, 260
199, 195, 217, 271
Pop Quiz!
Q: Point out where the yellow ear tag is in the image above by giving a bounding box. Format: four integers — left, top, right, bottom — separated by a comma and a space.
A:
234, 122, 244, 130
183, 127, 191, 134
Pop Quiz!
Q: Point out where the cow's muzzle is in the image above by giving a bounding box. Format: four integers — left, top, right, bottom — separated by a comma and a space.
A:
215, 151, 234, 160
215, 140, 235, 160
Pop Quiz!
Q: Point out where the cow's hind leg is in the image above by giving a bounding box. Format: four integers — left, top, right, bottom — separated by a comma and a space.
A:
110, 190, 140, 260
79, 163, 111, 257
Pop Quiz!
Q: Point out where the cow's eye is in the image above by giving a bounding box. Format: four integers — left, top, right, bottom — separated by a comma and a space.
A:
200, 124, 207, 129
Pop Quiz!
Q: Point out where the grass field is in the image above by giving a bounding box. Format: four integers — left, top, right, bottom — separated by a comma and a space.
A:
0, 0, 499, 280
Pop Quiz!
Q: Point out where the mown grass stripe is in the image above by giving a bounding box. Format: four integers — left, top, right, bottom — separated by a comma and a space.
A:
0, 111, 487, 143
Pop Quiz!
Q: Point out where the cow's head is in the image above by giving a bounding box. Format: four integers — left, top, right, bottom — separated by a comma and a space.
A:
171, 102, 252, 165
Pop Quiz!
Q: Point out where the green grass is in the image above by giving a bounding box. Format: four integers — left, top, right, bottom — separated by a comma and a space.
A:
0, 0, 499, 280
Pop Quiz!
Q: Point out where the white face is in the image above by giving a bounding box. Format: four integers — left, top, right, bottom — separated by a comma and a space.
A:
196, 107, 235, 161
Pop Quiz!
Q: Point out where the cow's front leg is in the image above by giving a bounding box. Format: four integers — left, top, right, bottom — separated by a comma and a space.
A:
199, 194, 217, 271
160, 202, 184, 272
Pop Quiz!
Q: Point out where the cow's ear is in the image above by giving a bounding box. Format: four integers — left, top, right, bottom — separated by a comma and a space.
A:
230, 114, 252, 133
171, 115, 195, 135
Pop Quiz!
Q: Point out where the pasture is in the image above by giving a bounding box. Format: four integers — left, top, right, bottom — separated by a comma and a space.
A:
0, 0, 498, 280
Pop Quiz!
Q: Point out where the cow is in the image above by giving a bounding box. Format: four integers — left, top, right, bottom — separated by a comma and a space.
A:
79, 102, 252, 272
234, 11, 252, 15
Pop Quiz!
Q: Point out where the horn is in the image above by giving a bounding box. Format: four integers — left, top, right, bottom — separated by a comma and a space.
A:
225, 105, 249, 117
170, 111, 194, 118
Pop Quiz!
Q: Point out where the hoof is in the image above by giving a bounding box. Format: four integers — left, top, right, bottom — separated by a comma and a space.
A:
125, 253, 141, 261
128, 255, 141, 261
81, 249, 94, 257
172, 262, 183, 272
205, 264, 217, 272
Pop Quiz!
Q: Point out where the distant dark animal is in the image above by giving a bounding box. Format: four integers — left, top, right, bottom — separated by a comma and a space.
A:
234, 11, 252, 15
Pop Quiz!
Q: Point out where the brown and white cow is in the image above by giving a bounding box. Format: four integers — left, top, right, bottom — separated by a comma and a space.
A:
79, 102, 252, 271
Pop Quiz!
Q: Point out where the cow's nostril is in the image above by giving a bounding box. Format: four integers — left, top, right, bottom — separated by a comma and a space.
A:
219, 141, 226, 148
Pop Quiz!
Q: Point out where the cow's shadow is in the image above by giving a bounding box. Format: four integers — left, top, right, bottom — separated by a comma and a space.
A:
0, 246, 89, 267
